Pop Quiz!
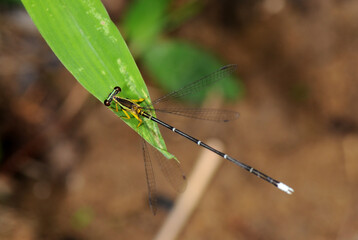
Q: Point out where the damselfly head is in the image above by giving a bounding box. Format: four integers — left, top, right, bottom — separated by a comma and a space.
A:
104, 86, 122, 106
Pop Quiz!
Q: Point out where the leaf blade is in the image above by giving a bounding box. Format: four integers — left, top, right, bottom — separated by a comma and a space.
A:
21, 0, 174, 160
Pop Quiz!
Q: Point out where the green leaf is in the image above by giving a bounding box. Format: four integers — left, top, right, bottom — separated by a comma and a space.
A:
143, 40, 244, 103
122, 0, 171, 55
21, 0, 174, 160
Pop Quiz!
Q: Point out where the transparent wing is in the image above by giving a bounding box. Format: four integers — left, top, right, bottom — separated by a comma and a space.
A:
142, 140, 157, 215
141, 132, 187, 215
152, 64, 237, 105
152, 147, 187, 193
145, 107, 240, 122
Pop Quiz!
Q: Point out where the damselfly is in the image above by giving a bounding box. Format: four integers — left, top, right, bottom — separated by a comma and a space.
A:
104, 65, 294, 214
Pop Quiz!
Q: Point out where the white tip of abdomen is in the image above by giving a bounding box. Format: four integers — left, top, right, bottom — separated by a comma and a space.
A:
277, 182, 294, 194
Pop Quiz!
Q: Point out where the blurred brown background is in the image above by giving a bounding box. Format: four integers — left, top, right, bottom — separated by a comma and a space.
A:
1, 0, 358, 239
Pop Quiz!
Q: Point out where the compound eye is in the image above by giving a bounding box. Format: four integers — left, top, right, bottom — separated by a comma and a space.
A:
104, 99, 111, 106
114, 86, 121, 92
